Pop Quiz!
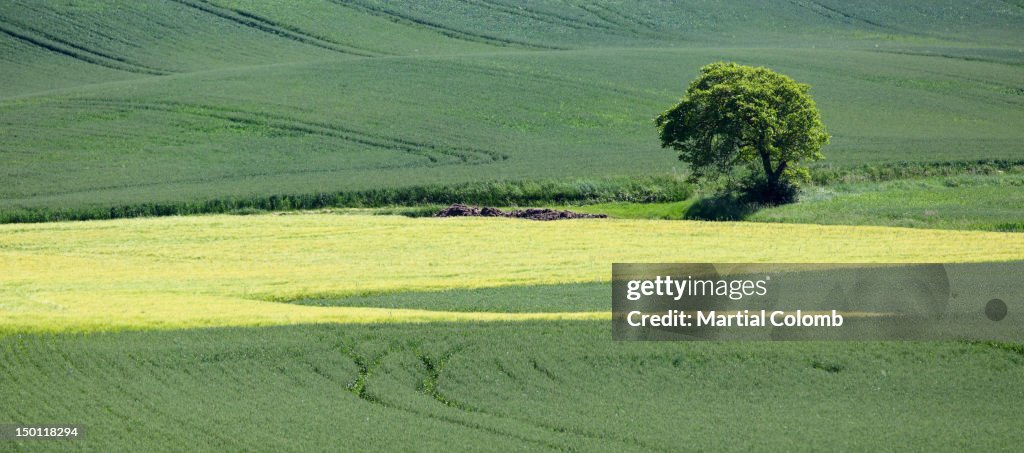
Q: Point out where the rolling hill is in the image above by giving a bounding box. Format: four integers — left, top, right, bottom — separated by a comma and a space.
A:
3, 4, 1024, 449
2, 0, 1023, 221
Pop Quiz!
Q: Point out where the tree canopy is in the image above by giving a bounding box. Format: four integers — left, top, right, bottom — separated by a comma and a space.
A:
655, 62, 829, 202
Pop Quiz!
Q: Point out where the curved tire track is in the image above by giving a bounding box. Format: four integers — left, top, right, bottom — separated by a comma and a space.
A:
330, 0, 566, 50
61, 98, 507, 164
459, 0, 617, 33
3, 97, 507, 199
0, 20, 170, 75
341, 340, 666, 451
169, 0, 383, 57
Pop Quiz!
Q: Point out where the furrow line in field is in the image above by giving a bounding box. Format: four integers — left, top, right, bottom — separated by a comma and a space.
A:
414, 345, 667, 451
12, 1, 141, 49
225, 5, 391, 56
575, 3, 657, 37
168, 0, 381, 57
458, 0, 615, 32
61, 99, 437, 159
0, 97, 508, 199
788, 0, 914, 36
596, 3, 659, 30
1000, 0, 1024, 11
62, 98, 505, 164
748, 50, 1024, 105
114, 356, 237, 448
338, 344, 572, 450
329, 0, 566, 50
111, 98, 505, 162
0, 20, 170, 75
414, 58, 659, 100
870, 48, 1024, 68
416, 346, 475, 410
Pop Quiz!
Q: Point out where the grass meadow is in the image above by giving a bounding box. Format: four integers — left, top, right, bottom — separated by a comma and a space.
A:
566, 172, 1024, 231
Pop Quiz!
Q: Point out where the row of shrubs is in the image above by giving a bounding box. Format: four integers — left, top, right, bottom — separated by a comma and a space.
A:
0, 175, 694, 224
4, 160, 1019, 224
810, 159, 1024, 185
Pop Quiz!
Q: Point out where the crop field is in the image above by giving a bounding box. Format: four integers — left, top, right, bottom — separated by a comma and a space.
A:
2, 213, 1016, 449
4, 322, 1024, 451
4, 214, 1022, 332
2, 1, 1024, 222
2, 0, 1024, 450
1, 213, 1023, 450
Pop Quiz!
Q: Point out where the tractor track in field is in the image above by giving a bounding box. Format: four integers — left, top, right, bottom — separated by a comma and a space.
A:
0, 19, 171, 75
336, 340, 667, 451
786, 0, 924, 37
456, 0, 617, 33
870, 48, 1024, 68
337, 343, 567, 450
0, 97, 507, 199
411, 58, 662, 100
576, 3, 659, 38
9, 1, 142, 49
60, 98, 508, 164
168, 0, 384, 57
749, 50, 1024, 107
329, 0, 566, 50
417, 349, 668, 451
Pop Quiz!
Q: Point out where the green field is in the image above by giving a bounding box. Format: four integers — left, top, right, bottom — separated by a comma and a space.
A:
565, 173, 1024, 231
5, 322, 1024, 451
2, 1, 1024, 223
3, 1, 1024, 450
290, 282, 611, 313
750, 173, 1024, 231
1, 213, 1022, 450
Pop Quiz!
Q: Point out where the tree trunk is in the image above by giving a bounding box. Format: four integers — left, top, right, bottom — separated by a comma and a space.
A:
772, 161, 788, 183
758, 148, 775, 184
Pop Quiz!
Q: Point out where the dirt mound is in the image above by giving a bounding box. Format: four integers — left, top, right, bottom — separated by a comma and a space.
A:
435, 204, 480, 217
435, 204, 607, 221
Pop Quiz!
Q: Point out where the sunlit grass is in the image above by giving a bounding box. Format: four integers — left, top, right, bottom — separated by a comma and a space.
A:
1, 214, 1022, 332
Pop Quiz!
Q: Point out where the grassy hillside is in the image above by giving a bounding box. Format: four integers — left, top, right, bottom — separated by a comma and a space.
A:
2, 1, 1023, 222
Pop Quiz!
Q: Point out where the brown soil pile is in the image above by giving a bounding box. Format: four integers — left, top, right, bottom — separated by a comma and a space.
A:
435, 204, 607, 221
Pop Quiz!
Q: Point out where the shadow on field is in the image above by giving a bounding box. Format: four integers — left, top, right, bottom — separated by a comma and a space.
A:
682, 193, 762, 221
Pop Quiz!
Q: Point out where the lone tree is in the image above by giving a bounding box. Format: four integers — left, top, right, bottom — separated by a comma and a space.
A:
655, 62, 829, 203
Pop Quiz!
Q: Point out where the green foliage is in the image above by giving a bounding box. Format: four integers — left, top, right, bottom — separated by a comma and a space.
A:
656, 62, 829, 202
566, 200, 697, 220
0, 176, 692, 223
810, 159, 1024, 185
551, 162, 1024, 229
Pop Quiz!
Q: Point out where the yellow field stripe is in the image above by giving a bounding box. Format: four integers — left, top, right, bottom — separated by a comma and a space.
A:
1, 214, 1022, 332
